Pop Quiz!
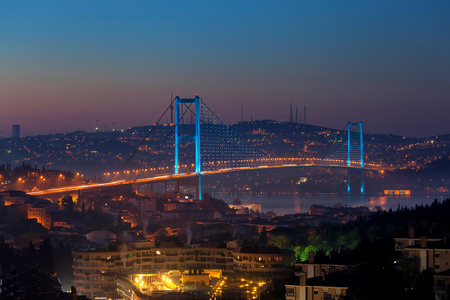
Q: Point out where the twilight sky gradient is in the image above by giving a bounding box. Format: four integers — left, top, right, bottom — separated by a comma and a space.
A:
1, 1, 449, 137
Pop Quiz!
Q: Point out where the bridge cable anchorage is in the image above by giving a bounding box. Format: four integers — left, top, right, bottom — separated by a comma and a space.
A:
111, 97, 177, 182
133, 103, 193, 184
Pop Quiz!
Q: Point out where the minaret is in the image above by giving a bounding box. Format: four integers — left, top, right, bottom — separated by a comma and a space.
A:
295, 105, 299, 123
289, 103, 293, 123
241, 105, 244, 122
303, 104, 307, 124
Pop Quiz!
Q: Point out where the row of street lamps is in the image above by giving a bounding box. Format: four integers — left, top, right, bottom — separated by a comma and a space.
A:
15, 173, 86, 191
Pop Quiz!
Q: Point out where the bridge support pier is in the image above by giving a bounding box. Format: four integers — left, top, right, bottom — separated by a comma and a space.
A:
361, 168, 364, 194
347, 168, 365, 195
196, 175, 201, 201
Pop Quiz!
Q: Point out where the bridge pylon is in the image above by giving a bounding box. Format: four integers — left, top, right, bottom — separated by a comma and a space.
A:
347, 122, 364, 195
174, 95, 202, 199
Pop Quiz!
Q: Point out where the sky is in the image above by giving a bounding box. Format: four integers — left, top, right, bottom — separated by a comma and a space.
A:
0, 1, 449, 138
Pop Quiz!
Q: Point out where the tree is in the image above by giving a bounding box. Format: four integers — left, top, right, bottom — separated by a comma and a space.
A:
259, 227, 268, 245
38, 239, 54, 273
27, 240, 37, 266
300, 245, 318, 261
398, 257, 417, 285
413, 268, 434, 300
268, 234, 289, 249
294, 245, 303, 261
232, 198, 242, 206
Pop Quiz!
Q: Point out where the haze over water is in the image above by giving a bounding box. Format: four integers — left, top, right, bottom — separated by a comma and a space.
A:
216, 194, 450, 216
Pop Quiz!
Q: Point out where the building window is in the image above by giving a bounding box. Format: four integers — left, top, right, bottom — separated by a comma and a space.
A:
435, 264, 440, 269
435, 253, 440, 258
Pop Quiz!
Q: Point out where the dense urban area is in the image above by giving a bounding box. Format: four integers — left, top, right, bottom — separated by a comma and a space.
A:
0, 120, 450, 300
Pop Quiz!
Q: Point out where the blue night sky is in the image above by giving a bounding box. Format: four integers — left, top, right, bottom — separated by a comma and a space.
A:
0, 1, 449, 137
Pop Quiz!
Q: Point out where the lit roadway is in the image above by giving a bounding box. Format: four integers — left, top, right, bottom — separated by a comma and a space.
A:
27, 163, 381, 197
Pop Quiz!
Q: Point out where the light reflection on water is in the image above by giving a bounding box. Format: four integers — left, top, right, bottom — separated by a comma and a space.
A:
216, 193, 450, 216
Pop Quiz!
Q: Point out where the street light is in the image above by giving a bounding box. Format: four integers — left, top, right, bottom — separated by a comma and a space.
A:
39, 175, 44, 189
58, 174, 64, 187
17, 177, 22, 190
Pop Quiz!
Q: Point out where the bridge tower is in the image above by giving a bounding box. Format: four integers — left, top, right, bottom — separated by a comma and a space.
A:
174, 95, 202, 199
347, 122, 364, 194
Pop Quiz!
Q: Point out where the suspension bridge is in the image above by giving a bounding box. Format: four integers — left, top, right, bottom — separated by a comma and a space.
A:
29, 95, 377, 199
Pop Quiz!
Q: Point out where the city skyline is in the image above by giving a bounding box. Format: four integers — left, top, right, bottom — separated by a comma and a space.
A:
1, 1, 450, 137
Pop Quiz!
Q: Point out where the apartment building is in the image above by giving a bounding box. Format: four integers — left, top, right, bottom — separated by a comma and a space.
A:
72, 239, 294, 298
285, 272, 355, 300
400, 237, 450, 273
294, 252, 362, 279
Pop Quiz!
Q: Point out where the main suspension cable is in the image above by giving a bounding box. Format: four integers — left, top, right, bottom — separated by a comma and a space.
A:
111, 98, 176, 182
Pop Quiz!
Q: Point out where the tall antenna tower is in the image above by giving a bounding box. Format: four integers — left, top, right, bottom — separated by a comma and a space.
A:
289, 103, 293, 123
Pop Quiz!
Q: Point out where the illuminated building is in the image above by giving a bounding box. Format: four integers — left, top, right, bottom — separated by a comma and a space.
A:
72, 240, 294, 298
0, 191, 56, 229
26, 201, 53, 229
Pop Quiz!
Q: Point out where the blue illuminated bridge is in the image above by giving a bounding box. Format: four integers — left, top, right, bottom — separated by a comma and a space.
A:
29, 95, 380, 199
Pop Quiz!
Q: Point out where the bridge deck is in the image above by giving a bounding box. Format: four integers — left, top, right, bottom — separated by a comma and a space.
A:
27, 164, 379, 197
